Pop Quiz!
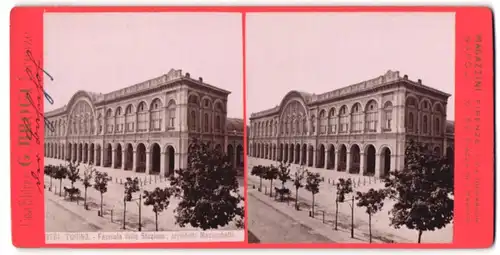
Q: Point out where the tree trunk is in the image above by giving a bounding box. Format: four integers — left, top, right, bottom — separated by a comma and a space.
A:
155, 212, 158, 231
138, 195, 142, 231
295, 187, 299, 210
418, 230, 423, 243
100, 193, 103, 217
259, 177, 262, 191
270, 180, 273, 197
84, 187, 88, 207
369, 213, 372, 243
350, 196, 354, 238
123, 198, 127, 229
50, 177, 52, 187
312, 193, 315, 216
59, 179, 63, 196
335, 199, 339, 230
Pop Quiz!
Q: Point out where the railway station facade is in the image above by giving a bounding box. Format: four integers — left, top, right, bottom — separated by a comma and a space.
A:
249, 70, 454, 177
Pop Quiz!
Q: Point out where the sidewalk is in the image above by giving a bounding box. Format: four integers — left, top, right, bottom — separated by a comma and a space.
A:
249, 188, 370, 243
45, 157, 242, 232
248, 157, 453, 243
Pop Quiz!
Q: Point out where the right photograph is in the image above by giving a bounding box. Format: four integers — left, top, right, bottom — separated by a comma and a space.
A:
246, 12, 455, 244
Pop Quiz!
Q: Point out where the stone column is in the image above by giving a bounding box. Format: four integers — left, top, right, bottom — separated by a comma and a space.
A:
94, 147, 99, 166
360, 152, 365, 175
324, 150, 328, 169
100, 146, 105, 167
374, 153, 381, 177
346, 152, 351, 173
160, 151, 166, 177
145, 150, 151, 174
334, 149, 340, 171
132, 150, 137, 172
121, 150, 126, 170
312, 148, 317, 168
111, 148, 116, 169
88, 147, 92, 164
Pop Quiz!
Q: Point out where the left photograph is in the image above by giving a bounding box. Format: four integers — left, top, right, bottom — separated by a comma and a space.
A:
42, 12, 245, 243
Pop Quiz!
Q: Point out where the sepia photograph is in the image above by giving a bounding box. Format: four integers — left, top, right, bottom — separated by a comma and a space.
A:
246, 12, 455, 244
42, 12, 245, 243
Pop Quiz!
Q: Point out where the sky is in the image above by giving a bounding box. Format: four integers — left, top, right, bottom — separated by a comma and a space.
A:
246, 12, 456, 121
43, 12, 243, 118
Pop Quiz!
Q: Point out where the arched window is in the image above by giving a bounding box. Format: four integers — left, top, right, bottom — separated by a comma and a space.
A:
435, 117, 440, 135
328, 108, 337, 133
302, 117, 308, 134
215, 115, 221, 131
137, 102, 148, 132
190, 110, 197, 131
383, 101, 393, 131
204, 113, 210, 132
408, 112, 414, 130
365, 100, 378, 132
106, 108, 113, 134
125, 104, 134, 132
339, 105, 349, 133
150, 99, 163, 131
311, 115, 316, 134
423, 115, 428, 134
319, 110, 327, 134
115, 107, 123, 133
351, 103, 363, 132
167, 100, 176, 129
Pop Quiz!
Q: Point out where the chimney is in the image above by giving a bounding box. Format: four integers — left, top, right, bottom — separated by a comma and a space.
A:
199, 77, 203, 83
403, 74, 408, 80
418, 79, 422, 84
185, 72, 190, 78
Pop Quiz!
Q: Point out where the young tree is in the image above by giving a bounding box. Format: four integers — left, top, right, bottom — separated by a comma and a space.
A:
250, 165, 266, 191
65, 161, 81, 201
276, 161, 291, 201
169, 138, 244, 230
93, 171, 111, 217
143, 187, 172, 231
44, 165, 55, 188
292, 166, 307, 210
335, 178, 353, 230
305, 171, 324, 216
356, 188, 386, 243
262, 165, 278, 197
123, 177, 140, 230
82, 164, 96, 208
53, 165, 68, 196
384, 140, 454, 243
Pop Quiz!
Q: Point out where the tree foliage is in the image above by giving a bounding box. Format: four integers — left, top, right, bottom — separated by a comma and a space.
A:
263, 165, 279, 197
53, 165, 68, 196
356, 188, 386, 243
275, 161, 291, 201
169, 138, 244, 230
143, 187, 173, 231
384, 140, 454, 243
251, 165, 266, 191
124, 177, 140, 202
336, 178, 353, 203
305, 171, 323, 215
93, 171, 111, 216
66, 161, 81, 187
